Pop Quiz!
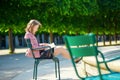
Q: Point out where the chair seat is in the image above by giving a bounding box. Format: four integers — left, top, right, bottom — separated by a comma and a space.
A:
85, 72, 120, 80
35, 57, 53, 59
35, 54, 53, 59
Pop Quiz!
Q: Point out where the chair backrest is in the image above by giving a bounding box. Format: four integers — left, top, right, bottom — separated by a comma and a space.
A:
25, 39, 35, 58
25, 39, 32, 49
64, 33, 98, 58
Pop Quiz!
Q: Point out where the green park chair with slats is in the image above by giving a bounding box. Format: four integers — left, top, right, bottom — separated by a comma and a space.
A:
25, 39, 60, 80
64, 33, 120, 80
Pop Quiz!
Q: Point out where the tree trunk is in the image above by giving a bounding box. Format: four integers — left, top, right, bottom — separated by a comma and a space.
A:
96, 32, 98, 46
8, 28, 15, 53
114, 33, 117, 44
49, 30, 53, 43
103, 32, 105, 46
109, 34, 112, 45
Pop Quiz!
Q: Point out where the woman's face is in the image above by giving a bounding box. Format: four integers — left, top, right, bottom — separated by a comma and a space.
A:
33, 25, 39, 34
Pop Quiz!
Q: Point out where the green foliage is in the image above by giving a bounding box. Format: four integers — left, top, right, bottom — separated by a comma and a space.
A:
0, 0, 120, 35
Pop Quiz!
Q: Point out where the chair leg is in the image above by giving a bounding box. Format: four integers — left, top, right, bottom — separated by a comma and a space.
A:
57, 59, 60, 80
33, 62, 36, 79
55, 61, 57, 78
54, 58, 61, 80
33, 60, 39, 80
35, 64, 38, 80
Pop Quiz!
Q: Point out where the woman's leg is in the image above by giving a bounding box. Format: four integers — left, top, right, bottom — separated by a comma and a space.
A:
53, 47, 81, 63
53, 47, 71, 59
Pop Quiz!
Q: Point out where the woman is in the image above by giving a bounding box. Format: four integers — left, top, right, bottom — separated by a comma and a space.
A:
24, 19, 80, 62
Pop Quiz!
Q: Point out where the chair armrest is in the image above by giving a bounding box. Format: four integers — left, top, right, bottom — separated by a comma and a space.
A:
98, 50, 120, 63
101, 56, 120, 63
98, 50, 120, 72
98, 50, 113, 72
32, 46, 53, 55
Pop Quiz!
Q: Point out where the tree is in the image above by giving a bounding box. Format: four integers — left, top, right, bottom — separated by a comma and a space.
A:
0, 0, 120, 50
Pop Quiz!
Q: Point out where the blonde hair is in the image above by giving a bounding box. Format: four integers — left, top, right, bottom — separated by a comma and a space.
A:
25, 19, 41, 34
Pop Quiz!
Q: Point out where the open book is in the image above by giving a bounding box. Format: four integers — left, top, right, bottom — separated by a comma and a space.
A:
48, 43, 56, 48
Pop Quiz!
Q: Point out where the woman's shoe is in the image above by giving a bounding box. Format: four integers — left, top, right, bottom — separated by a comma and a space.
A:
74, 57, 82, 63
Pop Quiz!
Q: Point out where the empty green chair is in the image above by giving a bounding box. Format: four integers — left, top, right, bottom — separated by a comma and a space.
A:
64, 33, 120, 80
25, 39, 60, 80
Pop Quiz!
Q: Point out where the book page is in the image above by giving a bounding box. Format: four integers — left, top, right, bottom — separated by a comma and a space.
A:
48, 43, 56, 48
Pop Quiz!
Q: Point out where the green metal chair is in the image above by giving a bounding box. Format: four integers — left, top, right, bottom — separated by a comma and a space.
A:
25, 39, 60, 80
64, 33, 120, 80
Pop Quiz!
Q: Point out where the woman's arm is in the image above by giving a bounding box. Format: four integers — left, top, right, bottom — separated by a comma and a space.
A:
39, 43, 50, 46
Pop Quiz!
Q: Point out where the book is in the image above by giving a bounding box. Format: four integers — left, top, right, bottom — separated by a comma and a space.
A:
48, 43, 56, 48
